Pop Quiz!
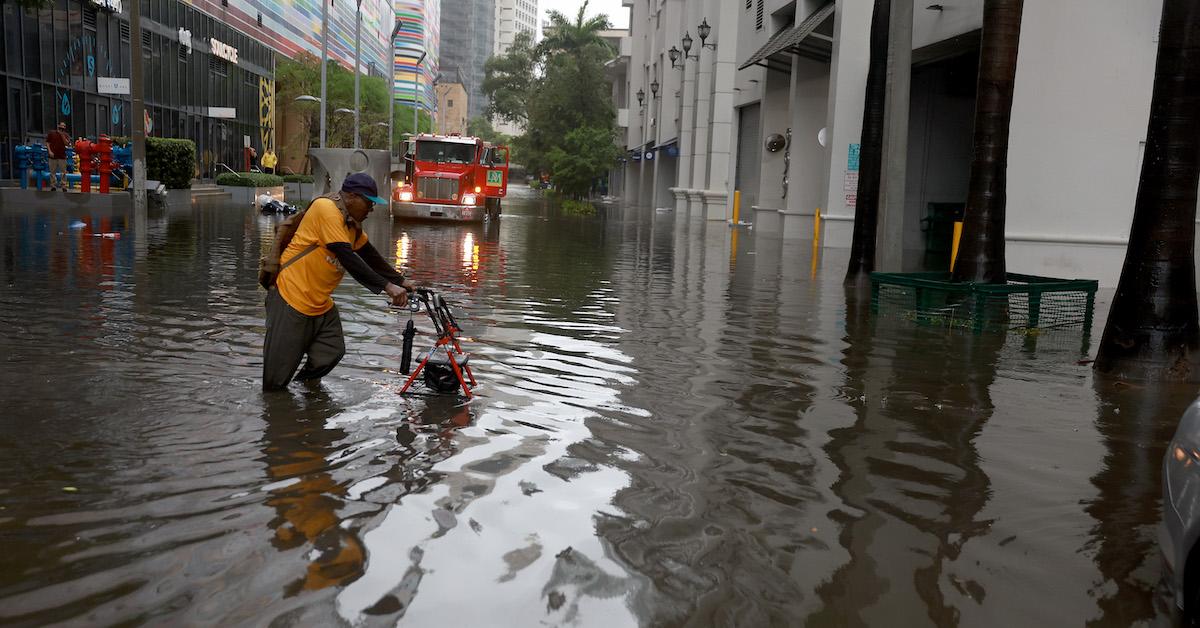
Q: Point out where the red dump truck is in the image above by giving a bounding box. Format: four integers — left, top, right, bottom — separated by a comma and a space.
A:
391, 133, 509, 222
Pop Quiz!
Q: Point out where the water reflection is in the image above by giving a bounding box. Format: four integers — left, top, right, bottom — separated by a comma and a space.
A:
261, 392, 365, 594
809, 288, 1000, 625
0, 194, 1189, 625
1086, 379, 1190, 626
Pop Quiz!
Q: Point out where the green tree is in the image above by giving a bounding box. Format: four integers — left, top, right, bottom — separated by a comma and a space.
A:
483, 31, 537, 126
1095, 0, 1200, 382
277, 53, 431, 155
467, 116, 512, 146
479, 1, 617, 189
951, 0, 1026, 284
547, 126, 620, 198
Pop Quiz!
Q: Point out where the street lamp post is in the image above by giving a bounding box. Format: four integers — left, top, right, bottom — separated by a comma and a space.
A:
389, 19, 405, 158
413, 51, 426, 137
319, 0, 329, 148
353, 0, 362, 149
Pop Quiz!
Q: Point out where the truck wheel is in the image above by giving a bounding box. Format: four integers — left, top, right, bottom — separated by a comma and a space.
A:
486, 198, 501, 221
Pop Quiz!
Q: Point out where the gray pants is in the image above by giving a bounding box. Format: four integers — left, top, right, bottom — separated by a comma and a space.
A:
262, 288, 345, 390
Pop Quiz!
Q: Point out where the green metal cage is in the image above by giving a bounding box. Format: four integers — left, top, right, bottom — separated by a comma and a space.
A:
870, 271, 1099, 333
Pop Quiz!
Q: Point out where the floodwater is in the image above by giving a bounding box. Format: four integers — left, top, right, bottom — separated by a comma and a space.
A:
0, 190, 1193, 626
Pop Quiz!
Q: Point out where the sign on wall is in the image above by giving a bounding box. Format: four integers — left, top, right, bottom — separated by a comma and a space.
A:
97, 77, 129, 94
848, 143, 861, 172
209, 38, 238, 64
179, 28, 193, 54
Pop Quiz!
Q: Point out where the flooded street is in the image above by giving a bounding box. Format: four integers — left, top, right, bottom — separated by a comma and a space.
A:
0, 192, 1192, 626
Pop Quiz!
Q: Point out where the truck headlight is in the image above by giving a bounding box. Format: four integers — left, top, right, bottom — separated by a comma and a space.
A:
461, 193, 477, 206
399, 190, 413, 202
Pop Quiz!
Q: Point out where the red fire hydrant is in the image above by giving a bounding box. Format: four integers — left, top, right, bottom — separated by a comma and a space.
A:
96, 135, 113, 194
75, 138, 93, 193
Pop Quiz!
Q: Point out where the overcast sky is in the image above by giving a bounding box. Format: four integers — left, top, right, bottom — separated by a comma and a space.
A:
538, 0, 630, 31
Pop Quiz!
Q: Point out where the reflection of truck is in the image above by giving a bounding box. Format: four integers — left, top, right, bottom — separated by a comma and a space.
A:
392, 133, 510, 222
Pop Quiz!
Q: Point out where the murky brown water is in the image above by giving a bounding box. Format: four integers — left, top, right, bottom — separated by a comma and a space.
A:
0, 191, 1192, 626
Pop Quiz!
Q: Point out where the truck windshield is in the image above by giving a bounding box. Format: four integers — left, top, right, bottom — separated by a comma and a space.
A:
416, 141, 476, 164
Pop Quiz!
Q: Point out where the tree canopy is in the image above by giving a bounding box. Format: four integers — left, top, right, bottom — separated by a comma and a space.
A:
483, 0, 618, 198
276, 53, 431, 156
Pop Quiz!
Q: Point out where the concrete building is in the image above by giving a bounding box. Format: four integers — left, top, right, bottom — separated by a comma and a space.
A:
492, 0, 537, 136
395, 0, 441, 113
437, 83, 469, 135
441, 0, 495, 121
617, 0, 1167, 286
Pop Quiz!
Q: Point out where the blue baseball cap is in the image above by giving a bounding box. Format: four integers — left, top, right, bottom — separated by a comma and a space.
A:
341, 173, 386, 205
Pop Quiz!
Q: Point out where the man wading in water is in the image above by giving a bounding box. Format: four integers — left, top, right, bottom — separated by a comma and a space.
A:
262, 173, 414, 390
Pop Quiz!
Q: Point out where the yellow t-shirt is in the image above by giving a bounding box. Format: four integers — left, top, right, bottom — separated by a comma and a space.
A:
276, 198, 368, 316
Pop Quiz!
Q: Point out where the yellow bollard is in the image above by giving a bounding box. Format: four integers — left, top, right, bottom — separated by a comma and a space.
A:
731, 190, 741, 225
811, 208, 821, 279
950, 221, 964, 271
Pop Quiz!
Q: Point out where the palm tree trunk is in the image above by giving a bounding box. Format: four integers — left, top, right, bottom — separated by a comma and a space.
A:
1094, 0, 1200, 382
845, 0, 891, 286
951, 0, 1024, 284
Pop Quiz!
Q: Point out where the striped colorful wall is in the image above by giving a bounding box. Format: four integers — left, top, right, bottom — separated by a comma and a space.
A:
394, 0, 439, 112
183, 0, 394, 76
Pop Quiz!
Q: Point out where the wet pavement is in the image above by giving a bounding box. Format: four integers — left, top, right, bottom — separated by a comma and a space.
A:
0, 190, 1193, 626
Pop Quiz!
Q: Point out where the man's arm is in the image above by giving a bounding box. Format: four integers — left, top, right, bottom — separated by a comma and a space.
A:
327, 242, 389, 293
355, 241, 406, 286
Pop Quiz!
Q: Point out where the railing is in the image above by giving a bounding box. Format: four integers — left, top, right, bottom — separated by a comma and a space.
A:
213, 162, 238, 177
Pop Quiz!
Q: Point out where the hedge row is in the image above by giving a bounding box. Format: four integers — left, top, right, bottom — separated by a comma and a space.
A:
216, 172, 285, 187
282, 174, 314, 183
111, 136, 196, 189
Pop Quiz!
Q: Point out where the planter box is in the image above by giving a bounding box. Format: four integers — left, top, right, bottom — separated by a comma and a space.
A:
283, 181, 314, 205
221, 185, 285, 207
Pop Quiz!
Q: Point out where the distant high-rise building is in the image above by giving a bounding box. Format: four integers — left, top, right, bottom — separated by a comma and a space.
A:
440, 0, 495, 121
395, 0, 440, 114
492, 0, 536, 136
494, 0, 537, 55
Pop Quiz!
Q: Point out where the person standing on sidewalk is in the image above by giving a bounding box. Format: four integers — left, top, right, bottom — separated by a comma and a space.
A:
46, 122, 70, 191
262, 173, 414, 391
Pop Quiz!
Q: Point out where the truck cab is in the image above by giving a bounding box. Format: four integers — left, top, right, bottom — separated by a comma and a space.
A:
392, 133, 509, 222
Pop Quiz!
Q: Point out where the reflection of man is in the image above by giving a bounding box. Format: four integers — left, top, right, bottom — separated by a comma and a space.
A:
47, 122, 70, 191
262, 173, 415, 390
261, 392, 366, 592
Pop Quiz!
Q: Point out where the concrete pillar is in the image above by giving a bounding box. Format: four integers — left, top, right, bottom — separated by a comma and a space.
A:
877, 0, 913, 271
703, 0, 740, 221
820, 0, 873, 248
675, 13, 698, 213
688, 3, 714, 218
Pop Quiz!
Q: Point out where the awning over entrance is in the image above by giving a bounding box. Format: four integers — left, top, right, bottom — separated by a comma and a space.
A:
738, 1, 835, 73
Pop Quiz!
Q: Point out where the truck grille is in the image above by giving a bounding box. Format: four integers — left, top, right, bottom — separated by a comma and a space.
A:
417, 177, 457, 201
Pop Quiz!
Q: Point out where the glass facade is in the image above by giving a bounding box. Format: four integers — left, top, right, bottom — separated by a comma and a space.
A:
0, 0, 275, 180
440, 0, 493, 120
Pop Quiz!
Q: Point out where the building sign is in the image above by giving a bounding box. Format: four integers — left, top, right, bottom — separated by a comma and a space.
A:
97, 77, 129, 95
209, 38, 238, 64
848, 143, 861, 171
208, 107, 236, 119
90, 0, 121, 12
487, 170, 503, 186
179, 28, 193, 54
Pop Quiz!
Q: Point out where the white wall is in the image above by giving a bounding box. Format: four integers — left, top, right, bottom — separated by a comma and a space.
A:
755, 70, 792, 212
785, 57, 830, 226
1005, 0, 1161, 284
820, 0, 872, 246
